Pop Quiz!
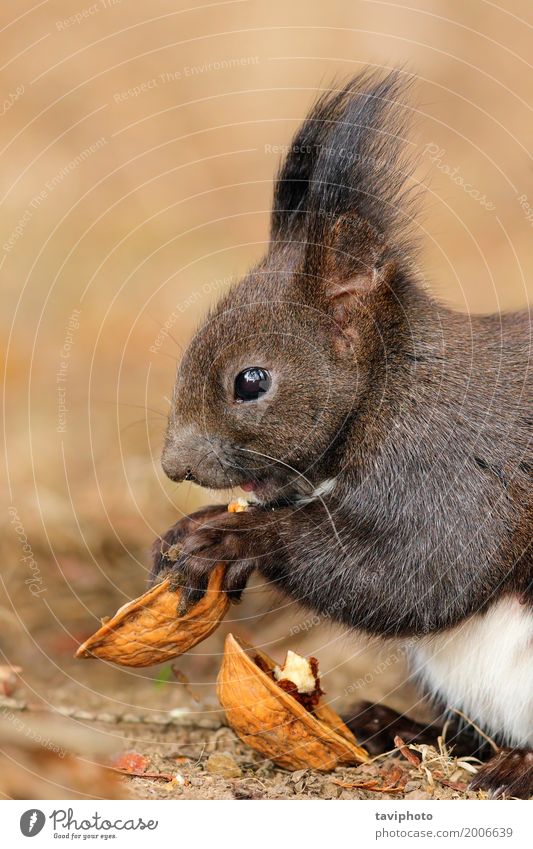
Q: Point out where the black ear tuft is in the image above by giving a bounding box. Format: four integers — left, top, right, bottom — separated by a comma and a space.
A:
270, 70, 418, 281
270, 83, 360, 241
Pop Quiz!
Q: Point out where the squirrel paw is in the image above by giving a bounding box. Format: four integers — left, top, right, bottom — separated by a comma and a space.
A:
469, 748, 533, 799
152, 510, 261, 612
150, 505, 229, 586
343, 701, 445, 757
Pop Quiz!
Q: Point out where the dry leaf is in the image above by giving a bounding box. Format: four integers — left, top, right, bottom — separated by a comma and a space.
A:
110, 751, 149, 774
333, 764, 406, 794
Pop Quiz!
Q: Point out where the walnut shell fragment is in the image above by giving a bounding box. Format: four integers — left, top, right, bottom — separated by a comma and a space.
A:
217, 634, 369, 771
76, 564, 229, 667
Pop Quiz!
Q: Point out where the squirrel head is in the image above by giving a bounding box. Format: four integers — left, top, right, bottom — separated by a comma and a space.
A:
162, 71, 418, 502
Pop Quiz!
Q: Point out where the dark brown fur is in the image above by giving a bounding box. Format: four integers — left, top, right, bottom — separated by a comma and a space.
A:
152, 72, 532, 796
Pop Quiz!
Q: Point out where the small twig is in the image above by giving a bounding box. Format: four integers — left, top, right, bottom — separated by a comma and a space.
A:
394, 735, 422, 767
435, 777, 468, 792
333, 763, 406, 795
449, 708, 499, 753
192, 742, 206, 767
437, 734, 449, 762
367, 744, 406, 763
333, 778, 404, 794
237, 776, 268, 791
106, 766, 175, 782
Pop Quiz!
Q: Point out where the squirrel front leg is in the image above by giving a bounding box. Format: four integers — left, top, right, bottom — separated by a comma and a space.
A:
161, 499, 493, 633
157, 501, 384, 622
249, 501, 493, 637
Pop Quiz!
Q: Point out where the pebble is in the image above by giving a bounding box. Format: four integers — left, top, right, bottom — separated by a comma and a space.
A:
405, 789, 432, 800
168, 707, 191, 719
323, 782, 342, 799
339, 790, 354, 800
55, 706, 75, 717
206, 752, 242, 778
72, 710, 95, 721
96, 712, 118, 724
151, 714, 172, 725
121, 712, 143, 724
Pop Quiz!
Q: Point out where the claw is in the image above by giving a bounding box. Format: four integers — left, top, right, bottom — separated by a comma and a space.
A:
151, 507, 257, 611
469, 748, 533, 799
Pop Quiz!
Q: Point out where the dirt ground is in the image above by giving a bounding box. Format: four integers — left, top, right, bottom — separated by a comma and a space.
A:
0, 542, 484, 801
0, 690, 482, 801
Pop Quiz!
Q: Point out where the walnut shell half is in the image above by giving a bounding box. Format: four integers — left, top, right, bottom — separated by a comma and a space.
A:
217, 634, 369, 771
76, 564, 229, 667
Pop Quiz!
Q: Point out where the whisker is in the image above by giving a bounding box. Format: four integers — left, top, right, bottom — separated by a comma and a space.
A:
151, 351, 180, 362
117, 401, 167, 418
119, 417, 166, 435
144, 311, 186, 356
234, 445, 346, 551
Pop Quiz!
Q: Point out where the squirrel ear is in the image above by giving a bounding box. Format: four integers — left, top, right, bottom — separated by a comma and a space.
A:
328, 263, 395, 299
317, 214, 398, 321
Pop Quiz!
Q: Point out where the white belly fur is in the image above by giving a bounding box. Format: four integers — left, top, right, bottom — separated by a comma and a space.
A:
408, 597, 533, 747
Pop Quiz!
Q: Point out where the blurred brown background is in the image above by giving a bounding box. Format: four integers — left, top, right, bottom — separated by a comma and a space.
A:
1, 0, 532, 792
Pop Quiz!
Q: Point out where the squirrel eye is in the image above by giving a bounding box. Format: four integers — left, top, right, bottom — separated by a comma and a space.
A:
234, 367, 271, 402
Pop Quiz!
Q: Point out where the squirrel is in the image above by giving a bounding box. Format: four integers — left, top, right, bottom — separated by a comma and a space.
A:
151, 71, 532, 798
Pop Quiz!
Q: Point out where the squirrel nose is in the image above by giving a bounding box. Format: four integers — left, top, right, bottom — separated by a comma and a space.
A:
161, 427, 203, 482
161, 450, 189, 483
